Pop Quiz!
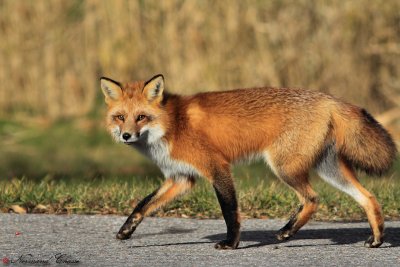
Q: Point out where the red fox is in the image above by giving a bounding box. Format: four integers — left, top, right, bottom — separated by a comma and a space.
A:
100, 74, 397, 249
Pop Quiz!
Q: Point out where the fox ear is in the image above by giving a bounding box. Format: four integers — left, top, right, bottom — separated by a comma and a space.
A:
100, 77, 123, 102
143, 74, 164, 102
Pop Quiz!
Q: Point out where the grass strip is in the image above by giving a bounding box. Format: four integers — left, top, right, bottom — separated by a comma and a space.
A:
1, 176, 399, 221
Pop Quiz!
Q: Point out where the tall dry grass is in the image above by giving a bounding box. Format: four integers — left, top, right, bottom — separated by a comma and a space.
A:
0, 0, 399, 119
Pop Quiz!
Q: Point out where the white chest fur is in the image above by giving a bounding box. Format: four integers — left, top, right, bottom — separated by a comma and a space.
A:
136, 139, 201, 179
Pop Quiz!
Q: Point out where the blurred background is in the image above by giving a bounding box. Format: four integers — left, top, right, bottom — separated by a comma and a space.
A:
0, 0, 399, 180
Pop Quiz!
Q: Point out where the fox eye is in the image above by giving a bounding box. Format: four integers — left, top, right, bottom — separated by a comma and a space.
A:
116, 115, 125, 121
137, 114, 146, 122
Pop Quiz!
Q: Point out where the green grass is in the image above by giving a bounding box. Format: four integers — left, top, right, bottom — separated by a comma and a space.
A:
1, 173, 399, 221
0, 118, 161, 179
0, 118, 399, 220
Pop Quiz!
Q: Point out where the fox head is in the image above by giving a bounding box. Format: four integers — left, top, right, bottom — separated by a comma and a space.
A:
100, 74, 167, 145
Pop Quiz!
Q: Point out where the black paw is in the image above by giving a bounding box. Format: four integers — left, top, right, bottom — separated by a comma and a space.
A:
276, 229, 293, 241
364, 235, 383, 248
116, 226, 135, 240
214, 239, 239, 250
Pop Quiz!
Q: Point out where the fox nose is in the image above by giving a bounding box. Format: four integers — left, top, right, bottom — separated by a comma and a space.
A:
122, 133, 131, 141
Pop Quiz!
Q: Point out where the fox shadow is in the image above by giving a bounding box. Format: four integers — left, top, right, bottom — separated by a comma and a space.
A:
205, 226, 400, 249
127, 225, 400, 249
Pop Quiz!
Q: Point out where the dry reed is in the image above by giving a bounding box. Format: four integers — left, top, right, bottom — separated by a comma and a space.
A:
0, 0, 399, 119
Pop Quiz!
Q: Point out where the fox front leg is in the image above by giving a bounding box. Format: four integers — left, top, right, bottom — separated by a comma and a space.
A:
212, 169, 241, 249
116, 178, 194, 240
116, 190, 155, 240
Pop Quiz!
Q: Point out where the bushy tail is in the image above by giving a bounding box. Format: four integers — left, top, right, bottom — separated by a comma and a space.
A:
332, 104, 397, 176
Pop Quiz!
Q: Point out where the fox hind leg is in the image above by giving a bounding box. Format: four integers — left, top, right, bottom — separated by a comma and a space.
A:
275, 174, 318, 241
315, 146, 384, 248
264, 152, 318, 241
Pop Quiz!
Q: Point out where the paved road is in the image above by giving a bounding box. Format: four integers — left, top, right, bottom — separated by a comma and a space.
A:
0, 214, 399, 266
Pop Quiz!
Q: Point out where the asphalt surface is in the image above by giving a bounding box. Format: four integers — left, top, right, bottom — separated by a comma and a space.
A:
0, 214, 399, 266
